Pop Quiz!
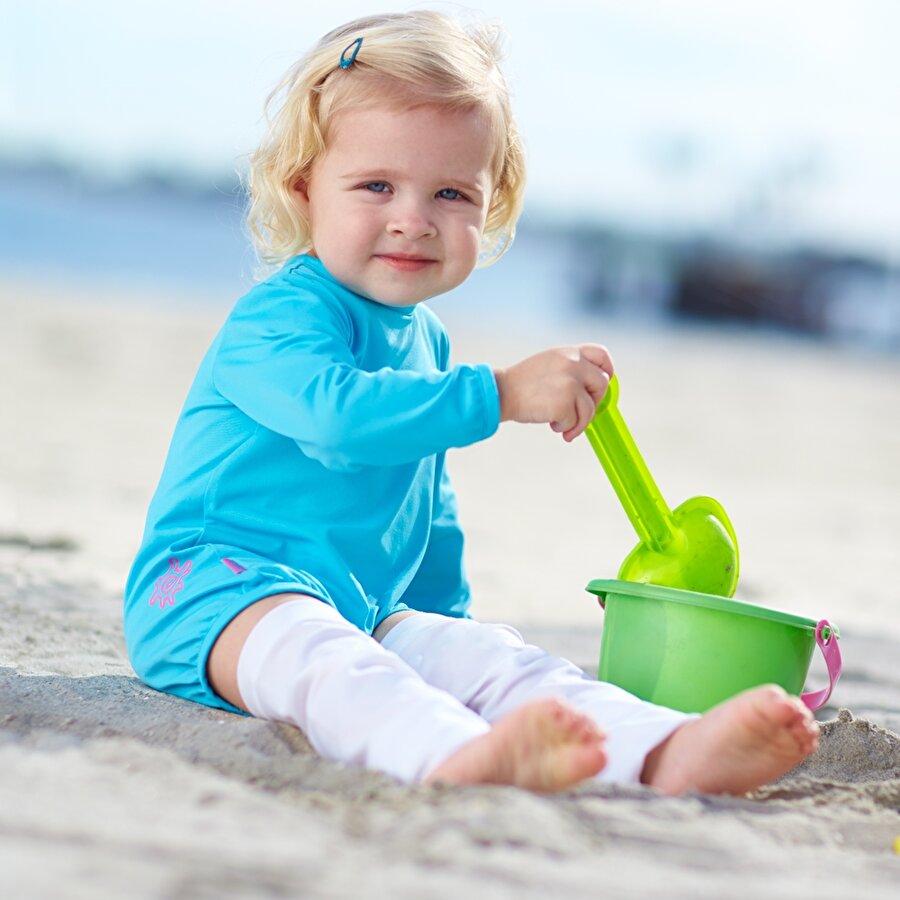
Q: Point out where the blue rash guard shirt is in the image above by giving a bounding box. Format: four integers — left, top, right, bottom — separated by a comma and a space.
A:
124, 254, 501, 710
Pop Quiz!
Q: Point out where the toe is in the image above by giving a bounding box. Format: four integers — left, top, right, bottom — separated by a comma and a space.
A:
755, 685, 809, 725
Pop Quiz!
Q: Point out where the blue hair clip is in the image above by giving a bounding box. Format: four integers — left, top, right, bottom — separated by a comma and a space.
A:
339, 37, 363, 69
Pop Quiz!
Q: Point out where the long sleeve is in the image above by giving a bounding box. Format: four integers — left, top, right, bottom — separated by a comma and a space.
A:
211, 283, 500, 471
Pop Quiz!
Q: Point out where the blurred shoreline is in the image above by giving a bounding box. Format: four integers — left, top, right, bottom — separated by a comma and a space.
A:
3, 158, 899, 351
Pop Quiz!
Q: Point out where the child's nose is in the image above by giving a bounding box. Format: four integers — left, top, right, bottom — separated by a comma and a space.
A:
386, 202, 437, 240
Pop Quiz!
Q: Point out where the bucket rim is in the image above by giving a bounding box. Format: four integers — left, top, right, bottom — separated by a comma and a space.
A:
586, 578, 818, 630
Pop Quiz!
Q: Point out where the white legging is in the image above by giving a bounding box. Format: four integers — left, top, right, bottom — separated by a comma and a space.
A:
236, 598, 691, 784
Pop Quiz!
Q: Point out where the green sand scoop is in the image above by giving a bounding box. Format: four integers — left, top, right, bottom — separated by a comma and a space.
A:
584, 376, 739, 597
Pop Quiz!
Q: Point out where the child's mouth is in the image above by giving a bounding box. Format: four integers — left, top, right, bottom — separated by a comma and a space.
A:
377, 255, 436, 272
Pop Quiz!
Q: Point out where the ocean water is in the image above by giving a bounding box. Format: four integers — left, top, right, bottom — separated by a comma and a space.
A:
0, 166, 256, 298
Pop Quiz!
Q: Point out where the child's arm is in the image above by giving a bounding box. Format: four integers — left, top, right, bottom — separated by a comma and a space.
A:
212, 293, 499, 471
213, 291, 612, 470
493, 345, 614, 442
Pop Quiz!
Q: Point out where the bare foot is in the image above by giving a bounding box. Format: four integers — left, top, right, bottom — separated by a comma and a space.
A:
642, 685, 819, 796
425, 698, 607, 792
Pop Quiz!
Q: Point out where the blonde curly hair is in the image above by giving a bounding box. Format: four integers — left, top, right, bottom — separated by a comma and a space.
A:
246, 10, 526, 275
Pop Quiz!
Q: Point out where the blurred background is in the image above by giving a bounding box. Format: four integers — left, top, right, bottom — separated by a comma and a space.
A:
3, 0, 899, 344
2, 1, 899, 650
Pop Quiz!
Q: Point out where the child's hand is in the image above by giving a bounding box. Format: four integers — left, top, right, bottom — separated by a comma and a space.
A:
493, 345, 614, 442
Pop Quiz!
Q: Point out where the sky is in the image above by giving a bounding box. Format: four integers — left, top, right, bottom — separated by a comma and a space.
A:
3, 0, 900, 257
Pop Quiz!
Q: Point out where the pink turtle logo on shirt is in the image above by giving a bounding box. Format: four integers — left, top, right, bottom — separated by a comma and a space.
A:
149, 558, 192, 609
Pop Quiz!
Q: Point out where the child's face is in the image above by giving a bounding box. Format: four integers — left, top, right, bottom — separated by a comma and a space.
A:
296, 103, 495, 305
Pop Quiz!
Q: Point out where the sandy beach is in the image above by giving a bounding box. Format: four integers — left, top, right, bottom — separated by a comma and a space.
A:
2, 275, 899, 898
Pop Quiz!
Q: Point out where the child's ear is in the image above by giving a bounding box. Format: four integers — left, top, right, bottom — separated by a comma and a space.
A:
292, 177, 311, 206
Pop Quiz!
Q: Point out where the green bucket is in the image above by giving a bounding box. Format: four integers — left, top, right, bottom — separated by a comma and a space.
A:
586, 579, 842, 713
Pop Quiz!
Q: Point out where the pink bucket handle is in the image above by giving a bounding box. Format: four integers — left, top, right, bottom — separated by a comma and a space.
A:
801, 620, 842, 711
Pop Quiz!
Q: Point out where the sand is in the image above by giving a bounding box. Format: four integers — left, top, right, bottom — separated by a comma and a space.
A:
1, 275, 899, 898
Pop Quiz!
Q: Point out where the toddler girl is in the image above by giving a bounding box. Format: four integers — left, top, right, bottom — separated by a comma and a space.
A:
125, 10, 818, 793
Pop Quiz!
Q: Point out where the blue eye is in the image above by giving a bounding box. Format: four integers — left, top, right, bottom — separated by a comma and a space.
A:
364, 182, 390, 193
438, 188, 465, 201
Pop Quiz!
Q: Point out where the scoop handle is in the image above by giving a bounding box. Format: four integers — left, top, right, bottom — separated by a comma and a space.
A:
584, 376, 676, 551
